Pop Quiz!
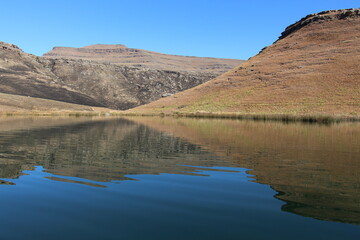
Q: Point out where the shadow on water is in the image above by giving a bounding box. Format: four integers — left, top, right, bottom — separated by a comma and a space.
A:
0, 116, 359, 226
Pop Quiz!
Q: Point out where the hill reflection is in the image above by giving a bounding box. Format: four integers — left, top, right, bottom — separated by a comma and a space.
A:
0, 116, 359, 225
127, 117, 360, 225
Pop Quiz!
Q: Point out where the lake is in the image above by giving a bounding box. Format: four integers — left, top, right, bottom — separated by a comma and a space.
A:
0, 116, 359, 239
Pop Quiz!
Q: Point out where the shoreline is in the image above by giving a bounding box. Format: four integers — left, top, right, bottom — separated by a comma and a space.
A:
123, 111, 360, 123
1, 110, 359, 124
0, 111, 122, 117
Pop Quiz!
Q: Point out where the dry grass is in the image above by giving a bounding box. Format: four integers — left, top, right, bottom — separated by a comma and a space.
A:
0, 92, 122, 116
127, 14, 360, 119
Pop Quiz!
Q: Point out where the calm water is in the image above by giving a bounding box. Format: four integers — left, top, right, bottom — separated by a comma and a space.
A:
0, 117, 359, 239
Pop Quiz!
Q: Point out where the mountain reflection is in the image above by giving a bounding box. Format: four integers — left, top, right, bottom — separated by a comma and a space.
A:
0, 116, 359, 225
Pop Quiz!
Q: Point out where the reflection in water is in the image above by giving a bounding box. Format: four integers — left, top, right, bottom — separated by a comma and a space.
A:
0, 116, 359, 239
0, 118, 226, 182
127, 117, 360, 225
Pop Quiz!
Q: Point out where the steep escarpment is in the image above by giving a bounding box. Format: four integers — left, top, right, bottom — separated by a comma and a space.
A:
0, 42, 102, 107
43, 44, 244, 74
129, 8, 360, 117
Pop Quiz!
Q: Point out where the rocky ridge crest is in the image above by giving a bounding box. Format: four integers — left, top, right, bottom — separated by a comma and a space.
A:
279, 8, 360, 40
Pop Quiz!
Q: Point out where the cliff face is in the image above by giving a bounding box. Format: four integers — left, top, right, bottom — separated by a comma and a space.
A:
130, 8, 360, 116
43, 44, 244, 75
1, 42, 241, 110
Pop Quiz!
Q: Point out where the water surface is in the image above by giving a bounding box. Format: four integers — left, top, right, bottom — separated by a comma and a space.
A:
0, 116, 359, 239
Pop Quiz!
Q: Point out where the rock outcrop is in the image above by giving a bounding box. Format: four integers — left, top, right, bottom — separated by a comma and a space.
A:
279, 8, 360, 40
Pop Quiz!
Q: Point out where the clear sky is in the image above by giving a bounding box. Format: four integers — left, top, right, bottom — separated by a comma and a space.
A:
1, 0, 359, 59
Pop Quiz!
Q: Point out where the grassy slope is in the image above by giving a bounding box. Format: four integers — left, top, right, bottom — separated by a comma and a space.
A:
128, 10, 360, 118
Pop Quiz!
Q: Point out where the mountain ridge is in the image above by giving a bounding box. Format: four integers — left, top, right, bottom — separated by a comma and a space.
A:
43, 44, 244, 74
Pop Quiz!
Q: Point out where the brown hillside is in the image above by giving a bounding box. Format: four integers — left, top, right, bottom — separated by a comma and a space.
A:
0, 42, 101, 107
43, 44, 244, 74
0, 92, 106, 112
129, 9, 360, 117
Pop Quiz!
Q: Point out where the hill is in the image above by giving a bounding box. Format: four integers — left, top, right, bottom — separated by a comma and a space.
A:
0, 42, 101, 107
128, 9, 360, 118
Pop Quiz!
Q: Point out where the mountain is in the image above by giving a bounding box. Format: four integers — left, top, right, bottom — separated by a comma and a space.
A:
42, 44, 243, 109
128, 9, 360, 117
1, 42, 243, 111
43, 44, 243, 74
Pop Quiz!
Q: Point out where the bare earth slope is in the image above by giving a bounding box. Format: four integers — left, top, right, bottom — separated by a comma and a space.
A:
0, 42, 102, 107
43, 44, 244, 74
129, 9, 360, 117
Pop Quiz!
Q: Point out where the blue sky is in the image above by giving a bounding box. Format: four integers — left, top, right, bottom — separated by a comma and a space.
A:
1, 0, 359, 59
